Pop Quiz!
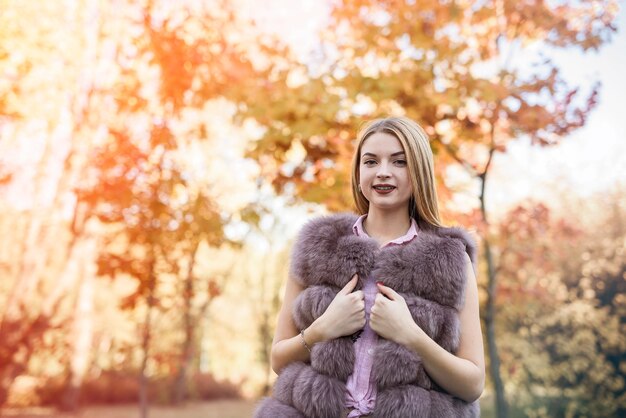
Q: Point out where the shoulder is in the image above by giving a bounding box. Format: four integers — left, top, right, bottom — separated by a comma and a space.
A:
382, 224, 477, 308
294, 212, 359, 243
289, 212, 376, 288
422, 224, 478, 270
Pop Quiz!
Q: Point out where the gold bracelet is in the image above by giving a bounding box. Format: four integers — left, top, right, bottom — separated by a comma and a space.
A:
300, 329, 311, 353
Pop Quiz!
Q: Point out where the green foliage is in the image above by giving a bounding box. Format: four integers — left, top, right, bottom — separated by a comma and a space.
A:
494, 200, 626, 417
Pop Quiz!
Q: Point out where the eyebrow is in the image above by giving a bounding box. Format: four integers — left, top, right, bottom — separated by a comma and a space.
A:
362, 151, 405, 158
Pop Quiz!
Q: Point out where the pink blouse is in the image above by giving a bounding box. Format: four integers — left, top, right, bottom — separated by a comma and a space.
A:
344, 215, 419, 417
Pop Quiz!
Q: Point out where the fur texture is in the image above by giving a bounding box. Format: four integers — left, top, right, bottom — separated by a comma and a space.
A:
310, 337, 355, 381
292, 285, 337, 330
255, 213, 479, 417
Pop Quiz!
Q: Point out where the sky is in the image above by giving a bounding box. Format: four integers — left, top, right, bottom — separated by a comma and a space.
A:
237, 0, 626, 222
488, 7, 626, 218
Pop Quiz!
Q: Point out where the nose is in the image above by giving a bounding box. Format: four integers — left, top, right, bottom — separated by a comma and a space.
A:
376, 161, 391, 179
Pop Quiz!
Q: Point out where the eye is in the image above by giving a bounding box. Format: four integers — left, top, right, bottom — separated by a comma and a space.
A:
363, 159, 377, 166
394, 160, 407, 166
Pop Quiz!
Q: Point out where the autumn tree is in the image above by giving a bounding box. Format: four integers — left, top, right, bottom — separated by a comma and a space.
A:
0, 0, 279, 412
493, 192, 626, 416
83, 123, 225, 410
75, 0, 282, 415
237, 1, 619, 415
237, 198, 306, 395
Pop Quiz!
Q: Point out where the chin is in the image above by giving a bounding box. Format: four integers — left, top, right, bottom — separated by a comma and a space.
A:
370, 202, 407, 211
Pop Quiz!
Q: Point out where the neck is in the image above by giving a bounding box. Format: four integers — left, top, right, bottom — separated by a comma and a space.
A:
363, 206, 411, 244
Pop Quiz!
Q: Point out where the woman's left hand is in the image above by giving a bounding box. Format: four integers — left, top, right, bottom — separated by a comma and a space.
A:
370, 282, 421, 346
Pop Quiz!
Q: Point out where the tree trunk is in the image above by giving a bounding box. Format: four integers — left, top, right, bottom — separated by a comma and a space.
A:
55, 0, 102, 406
254, 245, 284, 396
483, 238, 508, 417
139, 266, 156, 418
173, 242, 200, 404
60, 232, 97, 411
259, 248, 271, 396
479, 173, 509, 418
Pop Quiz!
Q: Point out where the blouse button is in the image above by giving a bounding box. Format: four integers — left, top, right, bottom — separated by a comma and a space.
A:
367, 348, 374, 355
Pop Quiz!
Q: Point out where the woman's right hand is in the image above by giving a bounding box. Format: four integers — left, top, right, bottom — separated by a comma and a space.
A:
313, 274, 365, 341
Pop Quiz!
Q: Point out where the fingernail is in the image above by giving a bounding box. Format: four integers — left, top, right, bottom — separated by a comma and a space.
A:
376, 281, 384, 286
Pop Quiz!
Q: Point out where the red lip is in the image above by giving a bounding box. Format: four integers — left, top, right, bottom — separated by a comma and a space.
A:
373, 184, 396, 195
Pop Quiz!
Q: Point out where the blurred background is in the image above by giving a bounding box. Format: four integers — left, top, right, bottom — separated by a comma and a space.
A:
1, 0, 625, 417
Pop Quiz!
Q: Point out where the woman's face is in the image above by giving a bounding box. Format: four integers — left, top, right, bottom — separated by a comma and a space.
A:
359, 132, 412, 213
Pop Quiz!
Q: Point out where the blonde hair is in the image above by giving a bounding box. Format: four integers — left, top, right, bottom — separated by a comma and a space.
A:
350, 116, 443, 228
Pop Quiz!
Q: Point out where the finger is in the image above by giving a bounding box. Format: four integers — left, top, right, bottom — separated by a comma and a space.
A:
340, 275, 359, 295
377, 282, 397, 300
374, 293, 386, 305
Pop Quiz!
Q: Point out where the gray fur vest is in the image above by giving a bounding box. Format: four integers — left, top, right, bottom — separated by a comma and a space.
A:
254, 213, 480, 418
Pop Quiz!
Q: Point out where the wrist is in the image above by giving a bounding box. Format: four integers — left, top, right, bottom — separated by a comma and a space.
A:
306, 318, 328, 345
403, 321, 426, 351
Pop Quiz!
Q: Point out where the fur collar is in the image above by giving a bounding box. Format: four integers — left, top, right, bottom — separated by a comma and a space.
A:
289, 212, 477, 309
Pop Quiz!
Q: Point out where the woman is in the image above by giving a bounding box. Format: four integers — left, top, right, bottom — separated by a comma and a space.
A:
254, 117, 485, 417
